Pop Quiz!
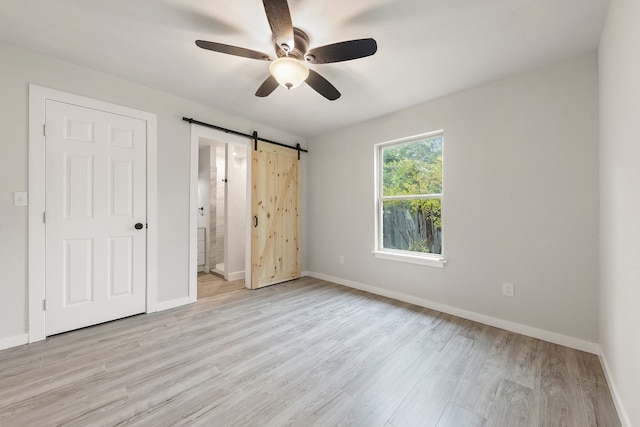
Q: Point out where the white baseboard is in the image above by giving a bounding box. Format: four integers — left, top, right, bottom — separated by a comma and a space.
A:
227, 270, 245, 281
598, 347, 632, 427
303, 271, 600, 355
0, 333, 29, 351
157, 296, 193, 312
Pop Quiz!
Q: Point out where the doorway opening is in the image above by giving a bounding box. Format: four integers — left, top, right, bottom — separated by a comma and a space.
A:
188, 119, 302, 299
197, 140, 227, 277
191, 130, 249, 300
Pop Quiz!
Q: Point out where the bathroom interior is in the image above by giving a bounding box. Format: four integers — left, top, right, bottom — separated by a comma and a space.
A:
197, 138, 248, 282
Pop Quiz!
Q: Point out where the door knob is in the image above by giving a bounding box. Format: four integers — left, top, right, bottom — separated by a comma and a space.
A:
134, 223, 144, 230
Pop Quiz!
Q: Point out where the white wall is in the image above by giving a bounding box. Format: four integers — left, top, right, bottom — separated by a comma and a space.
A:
0, 40, 306, 344
226, 144, 248, 277
197, 145, 210, 272
214, 144, 226, 269
598, 0, 640, 425
197, 145, 211, 230
307, 53, 600, 345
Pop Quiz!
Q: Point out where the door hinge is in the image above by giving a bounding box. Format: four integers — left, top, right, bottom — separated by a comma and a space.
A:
43, 124, 46, 136
43, 212, 46, 223
43, 299, 47, 311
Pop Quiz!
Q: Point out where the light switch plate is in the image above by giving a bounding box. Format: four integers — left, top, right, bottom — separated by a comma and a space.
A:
14, 192, 28, 206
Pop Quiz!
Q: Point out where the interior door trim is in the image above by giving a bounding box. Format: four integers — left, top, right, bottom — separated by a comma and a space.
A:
28, 84, 158, 343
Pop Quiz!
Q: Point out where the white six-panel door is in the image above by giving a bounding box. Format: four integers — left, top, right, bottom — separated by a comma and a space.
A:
45, 100, 147, 335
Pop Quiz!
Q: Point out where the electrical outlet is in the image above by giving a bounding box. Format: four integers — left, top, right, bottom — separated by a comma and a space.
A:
339, 256, 344, 264
503, 282, 514, 297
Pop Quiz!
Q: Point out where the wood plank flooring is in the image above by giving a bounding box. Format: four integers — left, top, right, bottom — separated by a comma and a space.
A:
0, 276, 621, 426
197, 272, 245, 299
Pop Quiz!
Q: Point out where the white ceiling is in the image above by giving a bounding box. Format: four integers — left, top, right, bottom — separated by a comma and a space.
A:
0, 0, 610, 138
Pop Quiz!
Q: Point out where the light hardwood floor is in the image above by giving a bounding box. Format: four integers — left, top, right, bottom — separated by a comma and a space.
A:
0, 276, 621, 426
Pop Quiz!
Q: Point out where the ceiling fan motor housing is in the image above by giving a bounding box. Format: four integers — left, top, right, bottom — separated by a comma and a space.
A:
276, 28, 313, 62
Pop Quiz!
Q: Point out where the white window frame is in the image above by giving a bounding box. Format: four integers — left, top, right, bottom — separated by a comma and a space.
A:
373, 131, 446, 268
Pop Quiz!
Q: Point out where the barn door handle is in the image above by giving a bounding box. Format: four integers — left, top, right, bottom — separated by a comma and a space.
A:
254, 216, 258, 227
134, 223, 144, 230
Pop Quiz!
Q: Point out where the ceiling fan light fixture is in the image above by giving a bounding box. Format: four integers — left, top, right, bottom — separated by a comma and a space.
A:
269, 57, 309, 90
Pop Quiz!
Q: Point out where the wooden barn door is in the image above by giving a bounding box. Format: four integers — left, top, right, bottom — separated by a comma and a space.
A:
251, 140, 300, 289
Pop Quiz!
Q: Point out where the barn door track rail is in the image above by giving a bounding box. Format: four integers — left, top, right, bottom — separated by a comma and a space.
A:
182, 117, 307, 159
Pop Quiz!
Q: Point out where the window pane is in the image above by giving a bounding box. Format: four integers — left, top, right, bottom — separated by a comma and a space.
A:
382, 198, 442, 254
382, 137, 442, 197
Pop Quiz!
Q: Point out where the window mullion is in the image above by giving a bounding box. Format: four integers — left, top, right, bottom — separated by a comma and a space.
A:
381, 194, 442, 201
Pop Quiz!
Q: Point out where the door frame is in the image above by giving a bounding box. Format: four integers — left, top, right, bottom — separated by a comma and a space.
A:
188, 124, 252, 298
28, 84, 158, 343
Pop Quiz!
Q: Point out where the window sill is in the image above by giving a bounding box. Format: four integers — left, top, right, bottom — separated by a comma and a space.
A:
372, 250, 447, 268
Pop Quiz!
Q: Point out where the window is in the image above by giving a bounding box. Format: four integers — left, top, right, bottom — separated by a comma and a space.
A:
374, 132, 445, 267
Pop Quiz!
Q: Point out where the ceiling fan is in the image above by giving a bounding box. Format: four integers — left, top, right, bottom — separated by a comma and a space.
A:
195, 0, 377, 101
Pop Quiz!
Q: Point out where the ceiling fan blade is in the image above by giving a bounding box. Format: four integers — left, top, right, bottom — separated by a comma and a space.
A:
306, 69, 341, 101
255, 75, 279, 97
305, 38, 377, 64
263, 0, 295, 52
196, 40, 272, 61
